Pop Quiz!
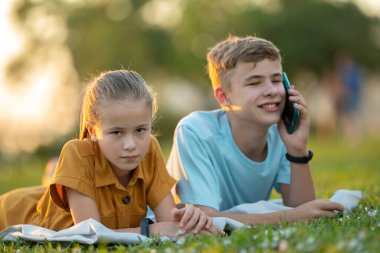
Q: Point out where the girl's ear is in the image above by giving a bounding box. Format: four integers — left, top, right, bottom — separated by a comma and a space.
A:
214, 87, 231, 109
86, 122, 97, 141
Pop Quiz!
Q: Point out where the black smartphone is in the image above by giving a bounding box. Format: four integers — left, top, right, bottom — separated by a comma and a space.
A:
281, 72, 300, 134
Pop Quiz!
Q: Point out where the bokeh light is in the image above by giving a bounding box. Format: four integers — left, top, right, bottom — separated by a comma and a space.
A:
0, 1, 80, 156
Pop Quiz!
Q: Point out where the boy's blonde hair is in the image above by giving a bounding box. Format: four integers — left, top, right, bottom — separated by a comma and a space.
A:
207, 35, 281, 90
79, 70, 157, 140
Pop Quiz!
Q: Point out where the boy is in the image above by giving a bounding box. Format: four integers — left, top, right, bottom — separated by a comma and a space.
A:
167, 35, 343, 224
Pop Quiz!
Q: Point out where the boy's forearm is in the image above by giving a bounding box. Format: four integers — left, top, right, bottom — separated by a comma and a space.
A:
209, 210, 299, 224
286, 163, 316, 207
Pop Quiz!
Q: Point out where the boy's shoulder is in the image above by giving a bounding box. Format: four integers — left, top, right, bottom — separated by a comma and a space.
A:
176, 109, 226, 139
179, 109, 224, 127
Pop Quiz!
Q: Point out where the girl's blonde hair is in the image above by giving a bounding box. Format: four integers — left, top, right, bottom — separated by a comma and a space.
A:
79, 70, 157, 140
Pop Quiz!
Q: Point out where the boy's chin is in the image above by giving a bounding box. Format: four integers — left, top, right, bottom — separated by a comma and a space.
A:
262, 119, 282, 128
262, 115, 281, 124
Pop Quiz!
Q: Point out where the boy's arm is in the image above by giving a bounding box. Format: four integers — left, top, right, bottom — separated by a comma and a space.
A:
278, 87, 316, 207
67, 188, 219, 236
280, 163, 316, 207
196, 200, 344, 224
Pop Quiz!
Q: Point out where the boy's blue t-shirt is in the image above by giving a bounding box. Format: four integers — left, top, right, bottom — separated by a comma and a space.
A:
167, 109, 290, 211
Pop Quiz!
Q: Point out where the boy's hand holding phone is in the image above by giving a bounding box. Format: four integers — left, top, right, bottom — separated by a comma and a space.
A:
279, 72, 310, 156
281, 72, 300, 134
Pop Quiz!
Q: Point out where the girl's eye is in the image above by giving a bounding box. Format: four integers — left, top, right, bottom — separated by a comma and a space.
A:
247, 82, 260, 86
136, 128, 146, 134
111, 131, 122, 136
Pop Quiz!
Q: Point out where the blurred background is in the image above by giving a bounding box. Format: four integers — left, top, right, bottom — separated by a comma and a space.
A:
1, 0, 380, 193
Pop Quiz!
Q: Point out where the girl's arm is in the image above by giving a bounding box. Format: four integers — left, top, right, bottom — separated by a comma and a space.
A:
67, 188, 222, 236
152, 193, 177, 222
66, 187, 146, 234
66, 187, 100, 223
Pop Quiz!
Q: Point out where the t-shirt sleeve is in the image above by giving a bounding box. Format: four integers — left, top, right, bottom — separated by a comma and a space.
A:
167, 125, 222, 211
49, 140, 96, 211
146, 137, 177, 211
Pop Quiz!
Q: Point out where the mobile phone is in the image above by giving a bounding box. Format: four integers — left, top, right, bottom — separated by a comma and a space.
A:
281, 72, 300, 134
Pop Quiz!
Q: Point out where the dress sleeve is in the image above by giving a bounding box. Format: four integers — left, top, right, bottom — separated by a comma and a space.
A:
167, 125, 222, 211
145, 137, 176, 211
49, 140, 96, 211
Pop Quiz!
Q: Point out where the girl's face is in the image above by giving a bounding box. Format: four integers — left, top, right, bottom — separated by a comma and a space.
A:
88, 98, 152, 180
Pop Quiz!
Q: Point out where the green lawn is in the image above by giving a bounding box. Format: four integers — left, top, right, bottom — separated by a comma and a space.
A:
1, 135, 379, 252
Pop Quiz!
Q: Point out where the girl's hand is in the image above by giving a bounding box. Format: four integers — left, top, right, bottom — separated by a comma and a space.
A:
171, 205, 225, 235
278, 86, 310, 156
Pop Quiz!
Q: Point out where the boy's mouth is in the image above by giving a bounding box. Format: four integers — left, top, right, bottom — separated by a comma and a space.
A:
260, 103, 278, 109
258, 103, 280, 109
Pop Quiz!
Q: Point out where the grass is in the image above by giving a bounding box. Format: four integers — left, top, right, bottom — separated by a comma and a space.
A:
1, 135, 379, 252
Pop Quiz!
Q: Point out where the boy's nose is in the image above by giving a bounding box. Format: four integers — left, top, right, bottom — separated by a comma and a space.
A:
264, 82, 278, 96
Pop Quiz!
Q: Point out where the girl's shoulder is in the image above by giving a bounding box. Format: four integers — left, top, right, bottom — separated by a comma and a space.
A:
61, 138, 95, 157
147, 135, 165, 154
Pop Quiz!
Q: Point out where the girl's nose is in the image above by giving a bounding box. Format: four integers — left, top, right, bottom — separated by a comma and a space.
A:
123, 135, 136, 150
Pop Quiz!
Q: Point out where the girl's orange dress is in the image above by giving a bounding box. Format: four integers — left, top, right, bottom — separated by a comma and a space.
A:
0, 136, 176, 231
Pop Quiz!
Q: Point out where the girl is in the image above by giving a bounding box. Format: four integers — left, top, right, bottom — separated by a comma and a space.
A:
0, 70, 222, 237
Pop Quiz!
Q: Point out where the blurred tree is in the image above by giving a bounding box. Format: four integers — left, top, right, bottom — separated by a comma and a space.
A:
4, 0, 380, 154
11, 0, 379, 84
14, 0, 372, 83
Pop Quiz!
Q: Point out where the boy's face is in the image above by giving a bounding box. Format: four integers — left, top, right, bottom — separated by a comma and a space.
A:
223, 59, 286, 127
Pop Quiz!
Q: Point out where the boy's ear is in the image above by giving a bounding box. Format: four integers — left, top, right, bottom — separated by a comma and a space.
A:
214, 87, 231, 107
86, 122, 97, 141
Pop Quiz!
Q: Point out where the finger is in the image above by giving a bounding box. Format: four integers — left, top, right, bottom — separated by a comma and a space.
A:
171, 208, 183, 221
179, 206, 194, 228
320, 210, 337, 218
293, 97, 307, 109
194, 214, 207, 234
182, 208, 201, 231
293, 102, 309, 118
328, 201, 344, 212
206, 217, 213, 229
289, 93, 307, 108
287, 88, 301, 98
207, 224, 226, 236
318, 200, 344, 212
287, 88, 304, 100
198, 230, 212, 236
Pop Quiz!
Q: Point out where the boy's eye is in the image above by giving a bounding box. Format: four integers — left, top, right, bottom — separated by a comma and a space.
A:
247, 82, 260, 86
111, 131, 122, 135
